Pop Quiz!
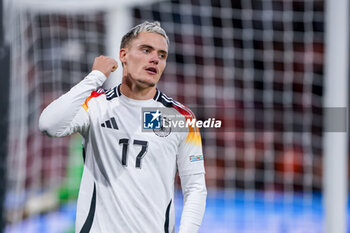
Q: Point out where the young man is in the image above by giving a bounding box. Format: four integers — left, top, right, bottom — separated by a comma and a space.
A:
39, 21, 206, 233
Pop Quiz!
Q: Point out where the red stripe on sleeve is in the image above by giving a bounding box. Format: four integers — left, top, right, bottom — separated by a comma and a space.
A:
83, 91, 104, 111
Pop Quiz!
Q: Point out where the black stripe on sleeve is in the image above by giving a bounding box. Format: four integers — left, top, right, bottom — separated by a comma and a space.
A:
156, 93, 174, 108
164, 199, 172, 233
106, 86, 120, 101
79, 183, 97, 233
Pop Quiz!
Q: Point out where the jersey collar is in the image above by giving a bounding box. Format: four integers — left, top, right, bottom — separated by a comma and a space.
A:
117, 84, 161, 101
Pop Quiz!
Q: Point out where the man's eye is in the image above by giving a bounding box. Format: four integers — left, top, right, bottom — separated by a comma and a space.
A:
159, 54, 167, 59
143, 48, 149, 53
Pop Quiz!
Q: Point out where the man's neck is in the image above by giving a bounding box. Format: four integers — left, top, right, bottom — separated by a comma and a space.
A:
120, 81, 157, 100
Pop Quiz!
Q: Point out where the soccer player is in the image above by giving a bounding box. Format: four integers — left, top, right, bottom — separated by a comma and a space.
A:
39, 21, 206, 233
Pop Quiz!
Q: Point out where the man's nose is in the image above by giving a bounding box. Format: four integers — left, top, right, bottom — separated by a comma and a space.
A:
150, 52, 159, 64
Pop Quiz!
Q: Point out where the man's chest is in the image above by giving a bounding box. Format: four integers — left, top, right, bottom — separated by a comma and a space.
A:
87, 102, 180, 170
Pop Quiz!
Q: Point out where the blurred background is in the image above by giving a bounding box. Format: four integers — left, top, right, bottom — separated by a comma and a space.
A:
1, 0, 349, 232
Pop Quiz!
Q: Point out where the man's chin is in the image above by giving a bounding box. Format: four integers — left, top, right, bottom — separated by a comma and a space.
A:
125, 73, 158, 88
135, 79, 156, 87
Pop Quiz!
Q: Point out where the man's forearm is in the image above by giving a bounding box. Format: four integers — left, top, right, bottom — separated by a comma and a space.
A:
179, 173, 207, 233
39, 70, 106, 137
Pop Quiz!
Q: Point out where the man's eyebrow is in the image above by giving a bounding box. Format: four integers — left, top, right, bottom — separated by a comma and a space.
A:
139, 44, 168, 55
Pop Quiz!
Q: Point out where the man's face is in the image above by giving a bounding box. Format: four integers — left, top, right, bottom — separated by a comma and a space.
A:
120, 32, 168, 87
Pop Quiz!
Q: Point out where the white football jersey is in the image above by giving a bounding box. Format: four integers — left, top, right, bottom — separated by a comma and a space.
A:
39, 71, 206, 233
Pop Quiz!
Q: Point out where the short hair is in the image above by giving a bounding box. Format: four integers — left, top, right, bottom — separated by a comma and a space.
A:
120, 21, 169, 49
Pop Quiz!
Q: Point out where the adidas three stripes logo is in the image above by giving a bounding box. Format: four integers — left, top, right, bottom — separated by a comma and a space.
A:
101, 117, 118, 130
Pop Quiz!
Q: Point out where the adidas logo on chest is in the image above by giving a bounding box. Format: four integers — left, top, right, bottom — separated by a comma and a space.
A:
101, 117, 118, 130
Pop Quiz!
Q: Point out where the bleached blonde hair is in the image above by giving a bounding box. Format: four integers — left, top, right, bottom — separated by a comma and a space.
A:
120, 21, 169, 49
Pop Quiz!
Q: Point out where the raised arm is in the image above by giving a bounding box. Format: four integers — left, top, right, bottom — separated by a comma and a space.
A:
39, 56, 117, 137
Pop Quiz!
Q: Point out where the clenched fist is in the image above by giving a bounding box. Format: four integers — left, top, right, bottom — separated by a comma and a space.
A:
92, 56, 118, 78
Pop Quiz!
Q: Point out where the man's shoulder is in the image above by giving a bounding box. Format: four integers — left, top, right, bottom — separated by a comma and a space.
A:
90, 85, 122, 101
102, 85, 122, 101
83, 86, 121, 110
155, 90, 195, 119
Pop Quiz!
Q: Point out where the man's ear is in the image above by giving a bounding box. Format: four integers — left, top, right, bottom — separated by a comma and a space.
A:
119, 48, 127, 66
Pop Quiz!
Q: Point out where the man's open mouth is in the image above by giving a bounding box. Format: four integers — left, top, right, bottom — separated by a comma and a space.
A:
145, 67, 157, 75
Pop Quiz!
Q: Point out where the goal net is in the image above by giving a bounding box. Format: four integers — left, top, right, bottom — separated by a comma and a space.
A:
132, 1, 325, 231
4, 0, 330, 232
4, 0, 107, 229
